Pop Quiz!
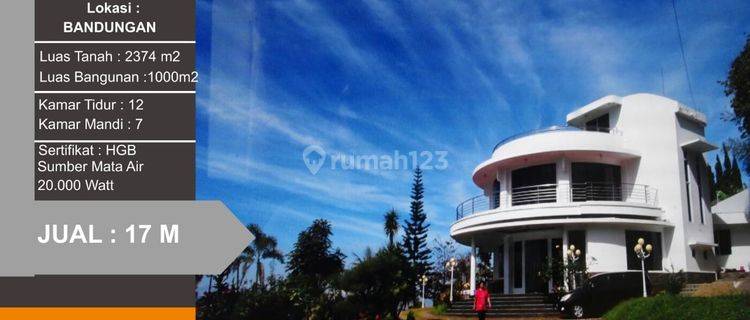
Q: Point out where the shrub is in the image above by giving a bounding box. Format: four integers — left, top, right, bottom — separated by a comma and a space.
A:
665, 268, 685, 295
692, 281, 742, 297
432, 304, 448, 315
406, 310, 416, 320
603, 294, 750, 320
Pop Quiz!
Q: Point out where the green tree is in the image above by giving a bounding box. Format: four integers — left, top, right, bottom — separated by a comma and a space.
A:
384, 209, 399, 247
723, 144, 733, 190
731, 156, 743, 191
337, 246, 412, 319
246, 224, 284, 288
228, 244, 253, 289
286, 219, 345, 319
715, 154, 725, 192
401, 167, 432, 304
707, 162, 716, 202
712, 144, 744, 200
722, 34, 750, 138
430, 237, 457, 305
722, 34, 750, 176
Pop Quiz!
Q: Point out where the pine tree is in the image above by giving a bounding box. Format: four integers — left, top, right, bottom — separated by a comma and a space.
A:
720, 145, 733, 194
715, 154, 725, 194
731, 156, 743, 192
712, 144, 745, 200
707, 163, 717, 202
723, 144, 733, 178
401, 167, 432, 304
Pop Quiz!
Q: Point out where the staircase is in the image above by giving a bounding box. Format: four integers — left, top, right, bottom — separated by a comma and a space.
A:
444, 293, 560, 318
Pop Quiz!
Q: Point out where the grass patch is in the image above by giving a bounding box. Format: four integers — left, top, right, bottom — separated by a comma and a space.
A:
432, 304, 448, 315
604, 294, 750, 320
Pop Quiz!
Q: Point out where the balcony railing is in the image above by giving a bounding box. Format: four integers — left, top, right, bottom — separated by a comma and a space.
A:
511, 183, 558, 206
455, 182, 657, 220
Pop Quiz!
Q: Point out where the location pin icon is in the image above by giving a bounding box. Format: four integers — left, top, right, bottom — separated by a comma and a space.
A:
302, 145, 326, 175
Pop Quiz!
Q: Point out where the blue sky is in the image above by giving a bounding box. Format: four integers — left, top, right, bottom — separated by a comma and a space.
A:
195, 0, 749, 274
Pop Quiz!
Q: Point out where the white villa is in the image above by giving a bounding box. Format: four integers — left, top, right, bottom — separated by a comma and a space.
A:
712, 189, 750, 272
450, 93, 738, 295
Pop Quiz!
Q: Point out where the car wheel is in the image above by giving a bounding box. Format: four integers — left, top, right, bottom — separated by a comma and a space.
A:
571, 305, 585, 319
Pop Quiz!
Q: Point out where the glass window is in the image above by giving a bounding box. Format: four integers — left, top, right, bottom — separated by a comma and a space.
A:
715, 229, 732, 255
584, 113, 610, 132
550, 238, 563, 287
492, 180, 500, 209
571, 163, 622, 201
625, 231, 662, 270
513, 241, 523, 288
511, 164, 556, 205
568, 230, 586, 267
684, 152, 692, 222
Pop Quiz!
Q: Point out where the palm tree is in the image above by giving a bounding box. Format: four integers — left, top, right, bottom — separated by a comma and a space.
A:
246, 224, 284, 288
230, 245, 255, 289
384, 209, 399, 247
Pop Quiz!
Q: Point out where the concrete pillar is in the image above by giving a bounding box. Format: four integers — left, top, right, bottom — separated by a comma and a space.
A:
498, 169, 509, 208
503, 236, 511, 294
562, 228, 569, 292
557, 157, 571, 203
547, 238, 553, 293
470, 238, 476, 295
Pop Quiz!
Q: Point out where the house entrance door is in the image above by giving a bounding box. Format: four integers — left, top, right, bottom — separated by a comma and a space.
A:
524, 239, 548, 293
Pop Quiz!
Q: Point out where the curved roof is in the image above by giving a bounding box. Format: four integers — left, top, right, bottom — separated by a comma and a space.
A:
473, 129, 639, 187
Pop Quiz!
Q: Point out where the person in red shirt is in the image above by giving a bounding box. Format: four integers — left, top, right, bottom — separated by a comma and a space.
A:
474, 281, 491, 320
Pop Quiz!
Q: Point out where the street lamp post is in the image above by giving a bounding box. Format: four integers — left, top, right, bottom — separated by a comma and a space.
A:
634, 238, 653, 298
445, 257, 458, 303
420, 274, 428, 308
566, 245, 582, 290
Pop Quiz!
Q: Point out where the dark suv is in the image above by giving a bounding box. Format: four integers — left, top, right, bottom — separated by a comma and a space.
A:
558, 271, 652, 318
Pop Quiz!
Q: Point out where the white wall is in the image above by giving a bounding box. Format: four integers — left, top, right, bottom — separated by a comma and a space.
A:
717, 225, 750, 270
677, 116, 716, 271
605, 94, 714, 272
586, 227, 627, 272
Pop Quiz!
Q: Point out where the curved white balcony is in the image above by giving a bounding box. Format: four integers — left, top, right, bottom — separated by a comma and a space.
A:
472, 126, 639, 187
451, 182, 662, 239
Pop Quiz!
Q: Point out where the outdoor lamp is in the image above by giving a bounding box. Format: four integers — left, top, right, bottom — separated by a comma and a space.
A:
420, 274, 428, 308
567, 246, 582, 290
446, 257, 458, 303
634, 239, 653, 298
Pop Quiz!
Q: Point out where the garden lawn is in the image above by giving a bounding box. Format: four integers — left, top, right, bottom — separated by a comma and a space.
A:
604, 294, 750, 320
399, 308, 560, 320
